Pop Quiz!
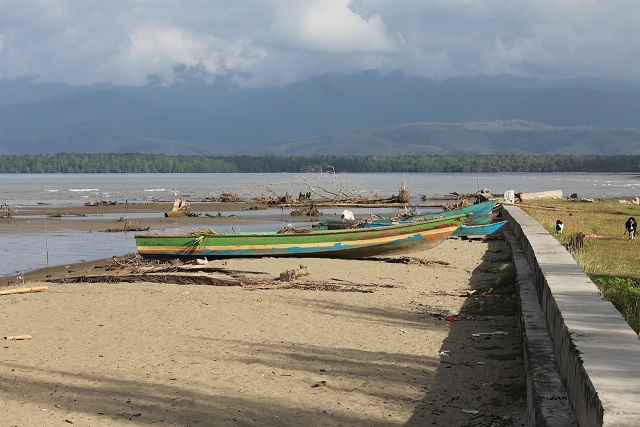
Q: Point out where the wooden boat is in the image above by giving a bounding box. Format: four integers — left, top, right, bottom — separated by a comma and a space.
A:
135, 215, 465, 259
320, 200, 499, 230
465, 211, 499, 226
451, 220, 507, 238
402, 200, 498, 223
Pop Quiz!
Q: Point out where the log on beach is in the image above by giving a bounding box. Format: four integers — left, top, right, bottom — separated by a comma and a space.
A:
3, 335, 32, 341
518, 190, 563, 201
0, 286, 48, 296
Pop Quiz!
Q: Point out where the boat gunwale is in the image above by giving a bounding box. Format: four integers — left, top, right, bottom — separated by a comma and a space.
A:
134, 215, 467, 239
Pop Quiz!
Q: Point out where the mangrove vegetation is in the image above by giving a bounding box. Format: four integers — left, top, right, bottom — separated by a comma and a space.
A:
0, 153, 638, 174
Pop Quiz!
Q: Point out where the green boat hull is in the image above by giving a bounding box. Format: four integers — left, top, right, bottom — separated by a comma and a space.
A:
136, 215, 465, 259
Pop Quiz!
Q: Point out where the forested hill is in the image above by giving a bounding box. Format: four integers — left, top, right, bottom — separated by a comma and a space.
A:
250, 121, 640, 156
0, 153, 638, 173
1, 72, 640, 155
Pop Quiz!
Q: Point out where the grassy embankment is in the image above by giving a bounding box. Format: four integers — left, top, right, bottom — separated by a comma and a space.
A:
520, 198, 640, 333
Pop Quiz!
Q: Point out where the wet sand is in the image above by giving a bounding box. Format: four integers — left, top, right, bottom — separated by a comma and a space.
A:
0, 202, 526, 426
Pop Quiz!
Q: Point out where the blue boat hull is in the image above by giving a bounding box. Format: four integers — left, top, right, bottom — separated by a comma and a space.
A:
451, 220, 507, 237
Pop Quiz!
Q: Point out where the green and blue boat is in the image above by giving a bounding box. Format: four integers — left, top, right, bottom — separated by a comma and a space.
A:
135, 215, 466, 259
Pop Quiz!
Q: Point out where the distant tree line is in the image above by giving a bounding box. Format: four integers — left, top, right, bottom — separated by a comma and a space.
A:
0, 153, 638, 173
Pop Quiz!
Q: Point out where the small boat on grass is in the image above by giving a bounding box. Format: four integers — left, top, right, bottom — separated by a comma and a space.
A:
451, 220, 507, 238
135, 215, 466, 259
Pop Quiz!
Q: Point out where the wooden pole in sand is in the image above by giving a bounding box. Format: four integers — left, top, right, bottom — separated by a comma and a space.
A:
0, 286, 48, 296
45, 222, 49, 265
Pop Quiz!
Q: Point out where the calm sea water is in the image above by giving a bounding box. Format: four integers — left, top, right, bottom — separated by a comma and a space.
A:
1, 172, 638, 277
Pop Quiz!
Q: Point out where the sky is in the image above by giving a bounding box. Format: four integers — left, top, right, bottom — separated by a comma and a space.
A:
1, 0, 639, 88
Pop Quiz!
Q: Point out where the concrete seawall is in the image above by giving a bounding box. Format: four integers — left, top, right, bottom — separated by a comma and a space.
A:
502, 205, 640, 426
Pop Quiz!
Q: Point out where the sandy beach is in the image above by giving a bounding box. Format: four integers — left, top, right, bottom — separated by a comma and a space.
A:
1, 202, 526, 426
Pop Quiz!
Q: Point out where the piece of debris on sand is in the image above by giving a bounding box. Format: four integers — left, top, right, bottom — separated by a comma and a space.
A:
165, 191, 192, 217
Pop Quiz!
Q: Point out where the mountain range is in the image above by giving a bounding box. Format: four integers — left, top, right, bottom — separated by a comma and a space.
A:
1, 71, 640, 156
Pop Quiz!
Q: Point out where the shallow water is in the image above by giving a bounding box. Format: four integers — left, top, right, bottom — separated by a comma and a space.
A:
1, 172, 638, 207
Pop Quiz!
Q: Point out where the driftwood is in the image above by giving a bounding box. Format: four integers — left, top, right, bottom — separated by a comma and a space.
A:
84, 200, 117, 206
47, 272, 381, 293
376, 256, 449, 267
290, 204, 320, 217
422, 289, 501, 297
49, 273, 246, 287
218, 191, 244, 203
3, 335, 32, 340
442, 199, 468, 211
0, 286, 48, 296
252, 169, 412, 206
48, 254, 392, 293
165, 191, 192, 217
242, 282, 376, 293
279, 266, 310, 281
518, 190, 563, 201
104, 220, 150, 232
102, 254, 268, 276
47, 212, 87, 218
1, 203, 19, 218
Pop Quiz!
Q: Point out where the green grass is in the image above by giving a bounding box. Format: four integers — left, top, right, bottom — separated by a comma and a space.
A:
523, 199, 640, 333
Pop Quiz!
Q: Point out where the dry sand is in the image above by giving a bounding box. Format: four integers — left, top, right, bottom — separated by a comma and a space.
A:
1, 203, 526, 426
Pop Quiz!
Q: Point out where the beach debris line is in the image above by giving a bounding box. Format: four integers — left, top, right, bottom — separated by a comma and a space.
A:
371, 256, 449, 267
46, 211, 86, 218
103, 217, 150, 232
47, 273, 380, 293
45, 255, 386, 293
253, 170, 412, 206
84, 200, 117, 206
1, 203, 19, 218
441, 198, 468, 211
0, 286, 48, 296
422, 289, 502, 297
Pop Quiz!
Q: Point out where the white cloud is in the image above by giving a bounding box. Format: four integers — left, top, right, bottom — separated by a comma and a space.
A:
268, 0, 401, 53
105, 26, 221, 85
0, 0, 639, 87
